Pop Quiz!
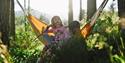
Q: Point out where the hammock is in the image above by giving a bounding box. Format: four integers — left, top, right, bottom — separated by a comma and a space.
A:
27, 14, 48, 45
81, 0, 108, 38
16, 0, 108, 45
16, 0, 49, 45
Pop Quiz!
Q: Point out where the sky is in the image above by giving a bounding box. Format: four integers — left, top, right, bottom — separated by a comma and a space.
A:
15, 0, 118, 21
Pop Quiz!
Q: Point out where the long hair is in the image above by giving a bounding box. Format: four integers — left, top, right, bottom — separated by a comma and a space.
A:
51, 16, 63, 28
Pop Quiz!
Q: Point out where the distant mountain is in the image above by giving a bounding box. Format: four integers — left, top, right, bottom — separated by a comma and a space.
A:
15, 9, 52, 24
15, 10, 24, 17
15, 9, 69, 25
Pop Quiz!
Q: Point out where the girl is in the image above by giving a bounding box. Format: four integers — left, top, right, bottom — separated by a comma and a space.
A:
43, 16, 70, 44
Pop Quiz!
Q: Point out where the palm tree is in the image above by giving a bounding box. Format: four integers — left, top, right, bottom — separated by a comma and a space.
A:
68, 0, 73, 25
87, 0, 96, 20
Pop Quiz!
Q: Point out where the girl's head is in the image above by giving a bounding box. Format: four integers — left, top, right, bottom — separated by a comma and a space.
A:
69, 21, 80, 35
51, 16, 63, 28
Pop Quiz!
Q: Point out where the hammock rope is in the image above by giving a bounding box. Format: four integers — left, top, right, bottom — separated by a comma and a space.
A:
81, 0, 109, 38
16, 0, 28, 17
90, 0, 108, 26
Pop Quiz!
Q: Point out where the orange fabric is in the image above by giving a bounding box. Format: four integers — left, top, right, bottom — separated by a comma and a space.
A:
27, 14, 48, 45
81, 23, 91, 38
27, 14, 48, 35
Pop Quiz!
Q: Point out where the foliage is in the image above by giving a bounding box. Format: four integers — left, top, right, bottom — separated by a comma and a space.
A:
86, 11, 125, 63
41, 11, 125, 63
0, 57, 4, 63
9, 20, 44, 63
112, 55, 125, 63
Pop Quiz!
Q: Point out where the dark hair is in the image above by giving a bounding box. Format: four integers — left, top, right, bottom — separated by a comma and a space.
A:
69, 21, 80, 34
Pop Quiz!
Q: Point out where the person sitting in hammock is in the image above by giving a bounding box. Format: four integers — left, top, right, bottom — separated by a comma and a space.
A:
38, 16, 70, 63
43, 16, 70, 44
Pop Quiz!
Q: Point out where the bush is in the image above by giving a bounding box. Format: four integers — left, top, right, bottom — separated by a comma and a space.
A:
9, 23, 44, 63
41, 36, 88, 63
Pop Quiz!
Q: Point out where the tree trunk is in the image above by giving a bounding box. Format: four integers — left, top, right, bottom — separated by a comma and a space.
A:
68, 0, 73, 25
24, 0, 27, 31
87, 0, 96, 20
118, 0, 125, 18
118, 0, 125, 37
9, 0, 15, 39
117, 0, 125, 54
79, 0, 83, 21
0, 0, 11, 46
